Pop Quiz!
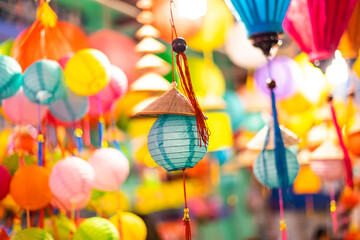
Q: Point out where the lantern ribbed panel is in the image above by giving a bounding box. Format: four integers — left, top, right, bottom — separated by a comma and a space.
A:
51, 192, 91, 211
88, 148, 129, 191
73, 217, 119, 240
224, 0, 291, 36
253, 149, 299, 188
10, 165, 53, 210
147, 114, 208, 171
23, 60, 65, 105
0, 55, 22, 99
49, 156, 94, 202
11, 228, 54, 240
49, 88, 89, 122
310, 160, 345, 181
284, 0, 357, 62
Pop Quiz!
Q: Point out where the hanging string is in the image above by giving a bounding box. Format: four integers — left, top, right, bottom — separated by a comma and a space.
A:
278, 189, 287, 240
330, 183, 338, 235
97, 94, 107, 148
74, 126, 83, 155
26, 209, 31, 228
37, 102, 44, 166
170, 0, 178, 84
48, 206, 60, 240
328, 96, 354, 189
111, 110, 121, 151
182, 169, 191, 240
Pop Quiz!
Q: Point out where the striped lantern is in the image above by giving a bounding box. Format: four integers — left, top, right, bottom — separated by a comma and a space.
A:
23, 60, 66, 105
11, 228, 54, 240
0, 55, 22, 99
49, 87, 89, 122
147, 114, 208, 171
73, 217, 119, 240
253, 148, 299, 188
49, 156, 94, 203
309, 140, 345, 181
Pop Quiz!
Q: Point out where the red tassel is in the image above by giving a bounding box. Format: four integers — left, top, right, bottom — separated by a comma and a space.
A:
182, 169, 192, 240
176, 52, 209, 148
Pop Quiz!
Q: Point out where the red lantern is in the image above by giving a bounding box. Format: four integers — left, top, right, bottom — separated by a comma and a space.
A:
283, 0, 357, 70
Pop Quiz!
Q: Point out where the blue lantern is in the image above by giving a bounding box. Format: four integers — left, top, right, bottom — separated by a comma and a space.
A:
0, 55, 22, 99
23, 60, 66, 105
224, 0, 291, 36
49, 88, 89, 122
147, 114, 208, 171
253, 148, 299, 188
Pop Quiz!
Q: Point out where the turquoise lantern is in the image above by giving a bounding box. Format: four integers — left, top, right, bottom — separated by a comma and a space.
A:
148, 114, 207, 171
49, 87, 89, 123
224, 0, 291, 55
23, 60, 66, 105
0, 55, 22, 99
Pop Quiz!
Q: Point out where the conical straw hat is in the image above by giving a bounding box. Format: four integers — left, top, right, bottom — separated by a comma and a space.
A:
135, 37, 166, 53
310, 139, 344, 161
130, 97, 158, 117
130, 72, 171, 92
246, 122, 299, 150
135, 54, 170, 76
135, 87, 196, 117
200, 94, 226, 111
135, 25, 160, 39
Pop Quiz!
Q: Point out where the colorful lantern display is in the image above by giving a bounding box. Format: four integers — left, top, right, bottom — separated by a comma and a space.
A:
49, 87, 89, 122
0, 55, 22, 99
10, 228, 54, 240
64, 48, 111, 96
224, 0, 291, 55
72, 217, 119, 240
49, 156, 94, 203
88, 148, 129, 191
10, 165, 53, 211
11, 1, 89, 71
109, 212, 147, 240
22, 60, 66, 105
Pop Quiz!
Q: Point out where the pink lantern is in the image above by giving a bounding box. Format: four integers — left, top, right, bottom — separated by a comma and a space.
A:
89, 30, 141, 85
2, 88, 48, 126
49, 156, 94, 202
0, 165, 11, 200
51, 191, 91, 211
88, 148, 129, 191
88, 65, 128, 116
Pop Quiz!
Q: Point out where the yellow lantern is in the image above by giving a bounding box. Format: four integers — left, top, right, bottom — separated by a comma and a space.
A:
109, 212, 147, 240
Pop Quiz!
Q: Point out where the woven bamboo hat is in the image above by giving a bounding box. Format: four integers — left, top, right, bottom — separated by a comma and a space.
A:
129, 72, 171, 92
246, 122, 299, 150
135, 87, 196, 117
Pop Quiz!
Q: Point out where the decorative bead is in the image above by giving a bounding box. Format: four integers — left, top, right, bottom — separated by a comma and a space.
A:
183, 208, 190, 221
74, 128, 83, 138
280, 220, 287, 231
37, 134, 45, 143
330, 200, 336, 212
266, 78, 276, 89
172, 37, 188, 53
101, 140, 108, 148
327, 95, 333, 102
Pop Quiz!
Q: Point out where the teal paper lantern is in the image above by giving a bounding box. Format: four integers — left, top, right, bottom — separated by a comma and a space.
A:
253, 148, 299, 188
224, 0, 291, 36
73, 217, 119, 240
23, 60, 66, 105
11, 228, 54, 240
148, 114, 208, 171
0, 55, 22, 99
49, 87, 89, 122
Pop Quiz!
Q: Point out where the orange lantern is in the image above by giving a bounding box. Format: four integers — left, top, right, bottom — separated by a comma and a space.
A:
339, 187, 360, 210
293, 166, 321, 195
10, 165, 53, 210
11, 2, 89, 71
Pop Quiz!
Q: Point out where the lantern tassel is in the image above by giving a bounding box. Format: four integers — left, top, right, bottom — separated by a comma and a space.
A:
182, 169, 192, 240
176, 53, 209, 148
37, 102, 44, 166
330, 183, 338, 235
329, 98, 353, 189
278, 188, 287, 240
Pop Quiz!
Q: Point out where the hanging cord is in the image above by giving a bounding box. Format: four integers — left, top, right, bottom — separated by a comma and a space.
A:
330, 183, 338, 235
328, 94, 354, 189
266, 58, 288, 240
182, 169, 191, 240
37, 102, 44, 166
170, 0, 178, 85
97, 94, 107, 148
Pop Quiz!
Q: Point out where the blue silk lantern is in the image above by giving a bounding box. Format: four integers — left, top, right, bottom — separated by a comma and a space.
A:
0, 55, 22, 99
148, 114, 208, 171
253, 148, 299, 188
224, 0, 291, 55
49, 88, 89, 122
23, 60, 66, 105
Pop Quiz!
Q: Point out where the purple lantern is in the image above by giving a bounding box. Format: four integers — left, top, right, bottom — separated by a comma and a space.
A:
254, 56, 301, 99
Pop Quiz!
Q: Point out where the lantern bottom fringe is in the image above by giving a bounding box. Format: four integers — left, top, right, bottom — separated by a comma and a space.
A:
183, 169, 192, 240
